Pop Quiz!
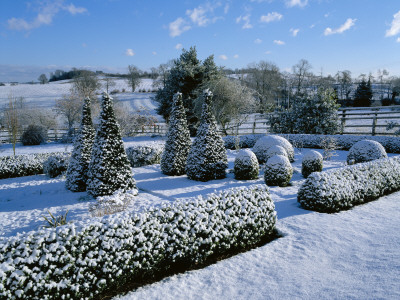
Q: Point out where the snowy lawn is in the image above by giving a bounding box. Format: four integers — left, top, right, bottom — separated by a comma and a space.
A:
0, 140, 399, 299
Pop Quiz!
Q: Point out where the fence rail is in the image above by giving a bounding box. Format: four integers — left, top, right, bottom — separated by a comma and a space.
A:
2, 105, 400, 143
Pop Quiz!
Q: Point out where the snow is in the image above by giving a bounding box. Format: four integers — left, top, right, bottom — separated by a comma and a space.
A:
0, 140, 399, 299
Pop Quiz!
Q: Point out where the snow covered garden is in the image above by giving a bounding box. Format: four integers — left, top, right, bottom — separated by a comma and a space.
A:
0, 91, 399, 299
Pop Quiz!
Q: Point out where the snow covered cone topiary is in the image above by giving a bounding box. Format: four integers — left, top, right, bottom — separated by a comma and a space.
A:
253, 135, 294, 163
301, 150, 323, 178
234, 149, 259, 180
264, 154, 293, 187
161, 92, 192, 175
186, 90, 228, 181
87, 93, 137, 197
347, 139, 387, 165
65, 97, 95, 192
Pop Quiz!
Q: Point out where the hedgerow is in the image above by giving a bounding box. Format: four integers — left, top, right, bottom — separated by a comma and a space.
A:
297, 156, 400, 213
0, 185, 276, 300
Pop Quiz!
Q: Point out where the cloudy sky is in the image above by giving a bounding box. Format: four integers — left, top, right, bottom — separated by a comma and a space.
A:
1, 0, 400, 82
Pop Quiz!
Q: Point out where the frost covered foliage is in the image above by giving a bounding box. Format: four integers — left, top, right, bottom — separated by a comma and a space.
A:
266, 145, 288, 162
298, 157, 400, 213
264, 155, 293, 187
301, 150, 323, 178
346, 140, 387, 165
89, 190, 137, 217
0, 152, 69, 179
269, 88, 340, 134
253, 135, 294, 163
65, 97, 95, 192
43, 153, 71, 178
21, 124, 48, 146
0, 185, 276, 300
223, 134, 263, 150
234, 149, 259, 180
87, 93, 137, 197
186, 90, 228, 181
161, 93, 191, 175
126, 144, 164, 168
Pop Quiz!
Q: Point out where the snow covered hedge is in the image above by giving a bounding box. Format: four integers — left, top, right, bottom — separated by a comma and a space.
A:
346, 140, 387, 164
298, 156, 400, 213
0, 152, 70, 179
43, 153, 71, 178
223, 134, 400, 153
126, 144, 164, 168
0, 185, 276, 299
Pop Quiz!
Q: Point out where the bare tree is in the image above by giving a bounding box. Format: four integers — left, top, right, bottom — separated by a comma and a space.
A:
38, 74, 48, 84
3, 95, 22, 155
152, 61, 173, 89
246, 61, 283, 111
72, 70, 101, 99
103, 76, 116, 93
336, 70, 352, 101
292, 59, 313, 95
195, 77, 257, 135
54, 93, 83, 134
127, 65, 142, 92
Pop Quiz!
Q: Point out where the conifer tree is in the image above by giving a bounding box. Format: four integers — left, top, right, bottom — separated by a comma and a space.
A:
87, 93, 137, 197
353, 78, 373, 107
161, 92, 191, 175
65, 97, 95, 192
186, 90, 228, 181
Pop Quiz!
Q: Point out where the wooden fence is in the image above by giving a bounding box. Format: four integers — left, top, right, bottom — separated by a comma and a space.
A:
2, 105, 400, 143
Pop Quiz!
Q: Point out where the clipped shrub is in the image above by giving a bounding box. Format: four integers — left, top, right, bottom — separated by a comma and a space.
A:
161, 92, 191, 175
298, 157, 400, 213
301, 150, 323, 178
66, 97, 95, 192
43, 153, 71, 178
223, 134, 263, 150
0, 152, 70, 179
87, 93, 137, 197
126, 144, 164, 167
264, 155, 293, 187
253, 135, 294, 163
234, 149, 259, 180
21, 124, 48, 145
265, 145, 288, 162
0, 185, 277, 300
346, 139, 387, 165
186, 90, 228, 181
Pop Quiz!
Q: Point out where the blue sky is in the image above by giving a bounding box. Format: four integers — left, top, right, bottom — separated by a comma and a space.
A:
1, 0, 400, 82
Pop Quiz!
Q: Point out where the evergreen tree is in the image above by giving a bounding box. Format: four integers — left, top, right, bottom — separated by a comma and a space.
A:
186, 90, 228, 181
87, 93, 137, 197
353, 78, 373, 107
155, 46, 221, 135
65, 97, 95, 192
161, 92, 192, 175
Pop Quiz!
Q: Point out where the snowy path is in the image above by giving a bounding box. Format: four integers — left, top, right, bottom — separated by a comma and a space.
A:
116, 187, 400, 300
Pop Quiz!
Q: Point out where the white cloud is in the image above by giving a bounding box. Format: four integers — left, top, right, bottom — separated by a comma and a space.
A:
125, 49, 135, 56
7, 1, 87, 31
233, 54, 239, 59
152, 51, 157, 55
219, 54, 228, 60
397, 37, 400, 43
236, 14, 252, 29
175, 43, 183, 50
187, 6, 209, 27
254, 38, 262, 44
273, 40, 285, 45
169, 17, 191, 37
324, 18, 356, 35
290, 28, 300, 36
285, 0, 308, 8
224, 4, 230, 14
265, 50, 272, 54
260, 12, 283, 23
386, 10, 400, 37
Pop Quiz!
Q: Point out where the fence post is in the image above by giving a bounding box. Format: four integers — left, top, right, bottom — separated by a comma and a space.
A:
340, 110, 346, 134
252, 121, 256, 134
372, 113, 378, 136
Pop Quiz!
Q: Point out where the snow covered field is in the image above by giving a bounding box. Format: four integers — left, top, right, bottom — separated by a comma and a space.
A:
0, 139, 399, 299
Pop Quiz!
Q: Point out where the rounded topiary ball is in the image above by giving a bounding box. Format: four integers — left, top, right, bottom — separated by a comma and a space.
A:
264, 154, 293, 187
347, 140, 387, 165
301, 150, 323, 178
234, 149, 259, 180
21, 124, 48, 146
265, 145, 288, 162
253, 135, 294, 163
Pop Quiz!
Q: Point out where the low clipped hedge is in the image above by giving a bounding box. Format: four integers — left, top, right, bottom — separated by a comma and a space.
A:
0, 185, 277, 299
125, 144, 164, 168
223, 134, 400, 153
43, 153, 71, 178
298, 156, 400, 213
0, 152, 70, 179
